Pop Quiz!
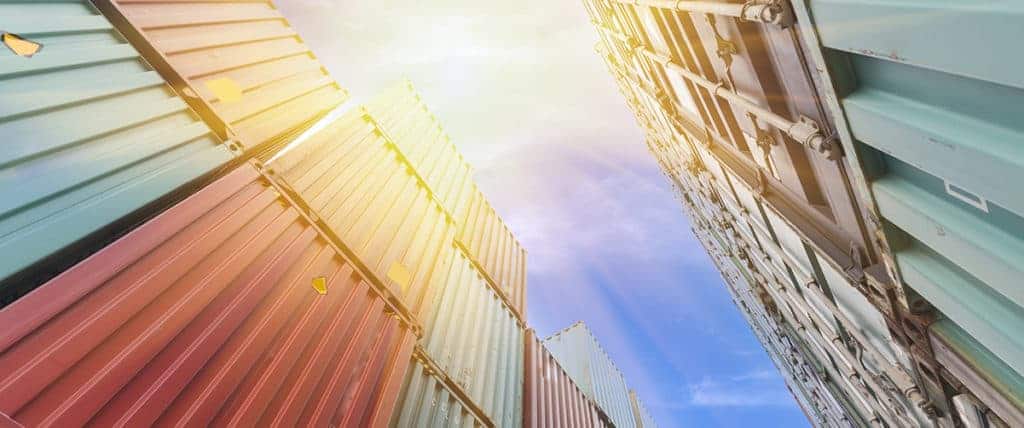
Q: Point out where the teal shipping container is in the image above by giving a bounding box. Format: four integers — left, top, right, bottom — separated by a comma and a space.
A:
544, 322, 636, 428
791, 1, 1024, 424
0, 0, 235, 303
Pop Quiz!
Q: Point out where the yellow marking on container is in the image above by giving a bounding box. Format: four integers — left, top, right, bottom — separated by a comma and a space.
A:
312, 276, 327, 295
205, 78, 243, 103
2, 32, 42, 57
387, 262, 412, 292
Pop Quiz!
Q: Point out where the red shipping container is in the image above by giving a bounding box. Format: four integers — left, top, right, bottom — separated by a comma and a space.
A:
524, 330, 612, 428
0, 162, 415, 428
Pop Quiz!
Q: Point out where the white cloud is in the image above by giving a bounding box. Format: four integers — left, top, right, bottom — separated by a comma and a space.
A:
685, 369, 795, 407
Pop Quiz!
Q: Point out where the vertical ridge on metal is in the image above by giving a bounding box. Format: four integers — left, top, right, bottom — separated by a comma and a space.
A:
0, 161, 416, 427
524, 329, 614, 428
260, 105, 453, 329
0, 0, 236, 304
389, 346, 495, 427
91, 0, 349, 155
544, 322, 639, 428
364, 81, 530, 319
416, 244, 525, 427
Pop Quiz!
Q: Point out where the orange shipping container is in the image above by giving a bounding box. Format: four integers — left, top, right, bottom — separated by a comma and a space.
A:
0, 163, 414, 427
93, 0, 348, 154
264, 107, 456, 319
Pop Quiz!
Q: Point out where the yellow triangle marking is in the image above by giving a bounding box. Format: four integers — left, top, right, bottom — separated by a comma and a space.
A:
2, 32, 43, 57
387, 262, 412, 292
312, 276, 327, 295
205, 77, 243, 103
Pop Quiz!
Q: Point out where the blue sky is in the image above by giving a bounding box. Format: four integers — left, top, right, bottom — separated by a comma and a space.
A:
277, 1, 808, 426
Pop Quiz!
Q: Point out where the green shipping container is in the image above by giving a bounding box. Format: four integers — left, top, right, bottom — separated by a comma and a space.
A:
794, 0, 1024, 423
0, 0, 235, 302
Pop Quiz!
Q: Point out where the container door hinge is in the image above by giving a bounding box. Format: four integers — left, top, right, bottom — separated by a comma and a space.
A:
787, 116, 842, 160
740, 1, 796, 28
706, 14, 738, 89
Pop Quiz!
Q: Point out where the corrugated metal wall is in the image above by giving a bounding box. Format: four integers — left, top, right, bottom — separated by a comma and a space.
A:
0, 163, 415, 427
457, 187, 529, 318
0, 2, 668, 426
544, 323, 635, 428
365, 81, 475, 219
263, 107, 456, 320
584, 0, 1024, 426
95, 0, 348, 153
421, 245, 525, 428
629, 390, 656, 428
802, 3, 1024, 423
391, 355, 489, 428
365, 82, 529, 319
0, 0, 235, 302
524, 329, 611, 428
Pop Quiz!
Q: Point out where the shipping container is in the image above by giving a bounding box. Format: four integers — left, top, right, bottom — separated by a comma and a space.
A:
629, 390, 656, 428
365, 82, 529, 319
365, 81, 475, 219
0, 161, 417, 427
92, 0, 348, 154
421, 244, 525, 428
0, 0, 236, 303
544, 322, 636, 428
261, 105, 456, 320
583, 0, 1024, 425
391, 349, 491, 428
791, 2, 1024, 420
457, 186, 529, 319
523, 329, 611, 428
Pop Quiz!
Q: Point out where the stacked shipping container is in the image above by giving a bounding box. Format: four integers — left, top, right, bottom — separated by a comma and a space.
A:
366, 83, 529, 319
545, 323, 637, 428
0, 1, 659, 426
584, 0, 1023, 426
524, 329, 613, 428
0, 0, 236, 304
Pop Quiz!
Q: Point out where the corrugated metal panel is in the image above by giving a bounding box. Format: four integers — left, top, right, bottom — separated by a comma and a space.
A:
524, 329, 611, 428
544, 322, 635, 428
95, 0, 348, 153
0, 0, 235, 301
0, 162, 416, 427
365, 82, 528, 319
792, 1, 1024, 421
391, 354, 488, 428
263, 106, 456, 320
458, 186, 529, 319
421, 245, 525, 428
629, 390, 656, 428
364, 81, 475, 219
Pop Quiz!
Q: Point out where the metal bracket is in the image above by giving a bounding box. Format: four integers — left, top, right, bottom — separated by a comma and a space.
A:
740, 0, 796, 28
706, 14, 738, 88
787, 116, 842, 160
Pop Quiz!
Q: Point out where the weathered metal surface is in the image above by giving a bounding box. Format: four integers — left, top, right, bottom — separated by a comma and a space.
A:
544, 322, 636, 428
0, 0, 235, 302
793, 0, 1024, 422
391, 353, 489, 428
95, 0, 348, 153
0, 162, 415, 427
524, 329, 611, 428
585, 0, 1024, 425
263, 106, 456, 320
421, 245, 524, 428
365, 82, 529, 319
